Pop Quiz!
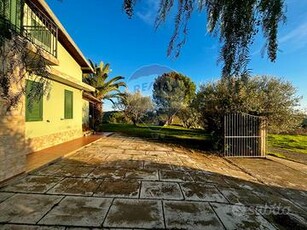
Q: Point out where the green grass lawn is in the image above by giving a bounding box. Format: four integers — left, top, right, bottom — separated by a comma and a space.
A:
99, 123, 211, 150
268, 134, 307, 155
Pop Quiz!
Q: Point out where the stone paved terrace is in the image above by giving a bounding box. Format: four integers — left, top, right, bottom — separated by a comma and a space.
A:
0, 134, 306, 229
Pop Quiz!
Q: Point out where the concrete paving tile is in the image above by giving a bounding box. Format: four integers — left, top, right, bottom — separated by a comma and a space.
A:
247, 186, 305, 214
0, 192, 14, 203
180, 182, 228, 203
143, 161, 173, 170
125, 169, 159, 180
104, 199, 164, 229
140, 181, 183, 200
146, 151, 168, 156
111, 160, 144, 170
124, 149, 146, 155
164, 201, 224, 230
0, 194, 63, 224
88, 168, 126, 179
159, 170, 193, 182
39, 196, 112, 227
211, 203, 277, 230
94, 179, 140, 198
30, 163, 65, 176
1, 176, 63, 193
0, 225, 64, 229
261, 212, 307, 230
99, 148, 124, 154
218, 186, 265, 206
47, 178, 102, 196
188, 170, 213, 183
274, 188, 307, 212
53, 166, 96, 178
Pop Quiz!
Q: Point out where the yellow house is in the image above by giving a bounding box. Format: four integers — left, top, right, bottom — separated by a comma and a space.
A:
0, 0, 95, 182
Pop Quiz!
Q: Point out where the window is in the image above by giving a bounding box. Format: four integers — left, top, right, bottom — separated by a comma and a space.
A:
25, 80, 43, 122
64, 90, 73, 119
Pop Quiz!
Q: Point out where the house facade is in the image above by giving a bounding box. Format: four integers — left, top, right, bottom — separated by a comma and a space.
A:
0, 0, 95, 182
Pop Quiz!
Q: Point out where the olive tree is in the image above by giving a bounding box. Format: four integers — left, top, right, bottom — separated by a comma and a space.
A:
116, 91, 154, 126
196, 75, 302, 148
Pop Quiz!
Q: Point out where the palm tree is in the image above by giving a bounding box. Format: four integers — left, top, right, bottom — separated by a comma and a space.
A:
83, 60, 126, 127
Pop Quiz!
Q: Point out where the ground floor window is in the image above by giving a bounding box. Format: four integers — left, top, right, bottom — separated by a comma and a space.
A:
25, 80, 43, 122
64, 89, 73, 119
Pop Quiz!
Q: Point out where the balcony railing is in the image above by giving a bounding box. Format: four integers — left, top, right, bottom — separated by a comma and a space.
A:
0, 0, 58, 58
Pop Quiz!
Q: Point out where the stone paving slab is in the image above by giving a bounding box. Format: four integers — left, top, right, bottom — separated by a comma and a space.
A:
230, 158, 307, 190
88, 168, 126, 179
159, 170, 193, 182
218, 186, 265, 206
1, 176, 63, 193
163, 201, 224, 230
125, 169, 159, 180
180, 182, 228, 203
39, 196, 112, 227
0, 192, 14, 203
0, 194, 63, 224
51, 165, 96, 178
47, 178, 103, 196
0, 225, 65, 230
94, 179, 140, 198
1, 134, 307, 229
140, 181, 183, 200
211, 203, 277, 229
104, 199, 164, 229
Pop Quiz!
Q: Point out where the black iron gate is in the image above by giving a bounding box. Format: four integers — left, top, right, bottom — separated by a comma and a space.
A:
224, 113, 266, 157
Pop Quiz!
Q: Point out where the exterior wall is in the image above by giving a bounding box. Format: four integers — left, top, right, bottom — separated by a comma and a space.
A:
0, 98, 27, 182
53, 42, 83, 81
25, 80, 83, 152
0, 49, 27, 181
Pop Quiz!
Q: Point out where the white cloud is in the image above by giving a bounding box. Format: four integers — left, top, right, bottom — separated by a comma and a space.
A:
279, 22, 307, 49
136, 0, 160, 26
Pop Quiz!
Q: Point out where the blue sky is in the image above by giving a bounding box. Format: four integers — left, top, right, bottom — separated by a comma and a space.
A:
47, 0, 307, 110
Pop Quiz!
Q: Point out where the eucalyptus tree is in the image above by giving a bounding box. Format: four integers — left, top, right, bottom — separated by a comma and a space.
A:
123, 0, 286, 77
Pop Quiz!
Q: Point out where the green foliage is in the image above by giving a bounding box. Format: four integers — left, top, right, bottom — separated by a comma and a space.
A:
123, 0, 286, 76
115, 91, 154, 125
153, 72, 196, 124
196, 75, 302, 148
83, 61, 126, 103
102, 111, 126, 124
83, 60, 126, 127
177, 102, 201, 129
0, 33, 50, 111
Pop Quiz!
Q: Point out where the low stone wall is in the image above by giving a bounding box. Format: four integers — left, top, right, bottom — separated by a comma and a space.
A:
27, 128, 83, 153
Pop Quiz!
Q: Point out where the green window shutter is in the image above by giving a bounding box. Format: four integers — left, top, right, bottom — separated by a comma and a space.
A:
64, 90, 73, 119
25, 80, 43, 122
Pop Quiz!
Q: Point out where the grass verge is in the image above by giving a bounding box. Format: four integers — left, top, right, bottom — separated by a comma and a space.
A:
99, 123, 211, 151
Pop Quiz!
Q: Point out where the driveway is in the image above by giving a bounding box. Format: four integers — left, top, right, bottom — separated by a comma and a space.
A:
0, 134, 306, 229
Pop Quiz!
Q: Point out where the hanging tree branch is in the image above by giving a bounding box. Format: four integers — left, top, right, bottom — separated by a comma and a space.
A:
0, 25, 51, 111
123, 0, 286, 77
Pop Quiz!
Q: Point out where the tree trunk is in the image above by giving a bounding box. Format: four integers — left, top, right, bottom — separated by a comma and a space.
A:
93, 102, 103, 130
